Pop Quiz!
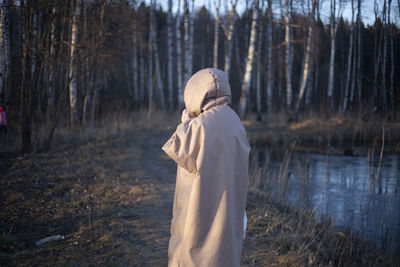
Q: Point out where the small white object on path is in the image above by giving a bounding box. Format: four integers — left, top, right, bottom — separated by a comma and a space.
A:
35, 235, 65, 246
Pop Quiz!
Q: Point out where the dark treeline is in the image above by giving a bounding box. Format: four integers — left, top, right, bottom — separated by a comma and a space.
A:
0, 0, 399, 152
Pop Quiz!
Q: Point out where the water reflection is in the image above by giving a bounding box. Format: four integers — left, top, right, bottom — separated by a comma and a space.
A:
251, 147, 400, 251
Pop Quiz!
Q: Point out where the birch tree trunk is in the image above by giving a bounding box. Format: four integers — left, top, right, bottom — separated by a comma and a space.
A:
265, 0, 273, 112
238, 0, 258, 119
372, 0, 382, 105
82, 1, 92, 126
295, 0, 316, 113
343, 0, 355, 112
213, 0, 220, 68
356, 0, 362, 105
284, 0, 293, 117
47, 5, 56, 120
187, 0, 194, 81
69, 0, 80, 128
256, 0, 264, 120
380, 0, 387, 109
167, 0, 174, 109
326, 0, 339, 110
147, 0, 155, 118
183, 0, 190, 83
388, 0, 394, 109
176, 0, 184, 106
224, 0, 237, 75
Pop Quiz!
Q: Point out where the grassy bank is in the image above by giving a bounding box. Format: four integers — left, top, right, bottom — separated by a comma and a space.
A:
1, 113, 399, 266
245, 115, 400, 155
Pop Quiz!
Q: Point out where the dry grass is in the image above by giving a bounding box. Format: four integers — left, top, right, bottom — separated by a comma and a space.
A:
242, 191, 398, 266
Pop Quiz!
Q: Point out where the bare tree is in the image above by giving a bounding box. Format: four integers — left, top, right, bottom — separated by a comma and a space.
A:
265, 0, 273, 112
284, 0, 293, 117
224, 0, 237, 75
343, 0, 355, 112
176, 0, 184, 107
380, 0, 387, 109
148, 0, 155, 118
295, 0, 317, 113
388, 0, 394, 109
238, 0, 258, 119
256, 0, 264, 120
183, 0, 194, 84
167, 0, 174, 109
213, 0, 221, 68
69, 0, 80, 128
356, 0, 362, 105
326, 0, 341, 110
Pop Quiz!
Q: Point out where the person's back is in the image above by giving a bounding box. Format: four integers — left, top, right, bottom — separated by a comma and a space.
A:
162, 68, 250, 267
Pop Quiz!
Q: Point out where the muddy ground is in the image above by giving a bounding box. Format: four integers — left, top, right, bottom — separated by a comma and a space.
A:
0, 128, 398, 266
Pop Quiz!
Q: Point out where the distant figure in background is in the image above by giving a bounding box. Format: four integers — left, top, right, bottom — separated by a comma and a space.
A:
0, 106, 7, 133
162, 68, 250, 267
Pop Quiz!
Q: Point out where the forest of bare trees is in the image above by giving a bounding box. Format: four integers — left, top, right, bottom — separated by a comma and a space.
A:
0, 0, 399, 152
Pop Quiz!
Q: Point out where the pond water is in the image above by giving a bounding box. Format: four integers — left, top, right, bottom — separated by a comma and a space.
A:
251, 146, 400, 252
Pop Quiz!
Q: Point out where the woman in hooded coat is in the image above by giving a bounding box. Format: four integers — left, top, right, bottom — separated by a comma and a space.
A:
162, 68, 250, 267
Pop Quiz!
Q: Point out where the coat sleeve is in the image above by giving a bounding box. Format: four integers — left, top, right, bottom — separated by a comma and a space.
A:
162, 119, 202, 174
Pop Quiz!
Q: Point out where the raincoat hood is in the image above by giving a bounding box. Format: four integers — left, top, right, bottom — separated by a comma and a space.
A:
184, 68, 231, 117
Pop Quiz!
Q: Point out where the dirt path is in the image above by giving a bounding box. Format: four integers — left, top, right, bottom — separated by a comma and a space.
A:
1, 130, 178, 266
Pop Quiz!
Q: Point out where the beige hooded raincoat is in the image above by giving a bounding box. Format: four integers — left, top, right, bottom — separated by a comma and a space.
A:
162, 68, 250, 267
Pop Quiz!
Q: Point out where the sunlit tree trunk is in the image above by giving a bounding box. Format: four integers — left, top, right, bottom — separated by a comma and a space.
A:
388, 0, 394, 110
372, 0, 383, 106
183, 0, 193, 84
224, 0, 237, 75
176, 0, 183, 106
343, 0, 355, 112
213, 0, 220, 68
46, 5, 57, 121
167, 0, 174, 109
327, 0, 339, 110
380, 0, 387, 110
295, 0, 316, 113
356, 0, 362, 105
256, 0, 264, 120
69, 0, 80, 128
188, 0, 194, 77
238, 0, 258, 119
265, 0, 273, 112
148, 0, 155, 118
82, 1, 92, 125
284, 0, 293, 117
